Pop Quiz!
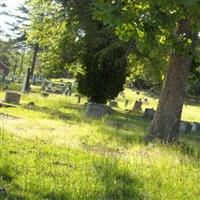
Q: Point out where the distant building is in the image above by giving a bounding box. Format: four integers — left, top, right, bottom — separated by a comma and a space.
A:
0, 62, 10, 76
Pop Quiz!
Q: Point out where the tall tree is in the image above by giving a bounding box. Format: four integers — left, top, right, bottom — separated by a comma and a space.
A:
56, 0, 129, 103
94, 0, 200, 142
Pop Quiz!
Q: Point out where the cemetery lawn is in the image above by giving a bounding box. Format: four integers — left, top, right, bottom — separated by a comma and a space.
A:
1, 88, 200, 200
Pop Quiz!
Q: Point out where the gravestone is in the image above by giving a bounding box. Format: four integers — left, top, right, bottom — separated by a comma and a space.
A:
86, 102, 113, 118
179, 121, 192, 134
109, 100, 118, 107
78, 95, 81, 104
143, 98, 149, 105
124, 99, 129, 107
63, 83, 72, 96
144, 108, 156, 120
5, 91, 21, 104
21, 68, 31, 93
132, 100, 142, 112
41, 79, 48, 91
191, 122, 200, 132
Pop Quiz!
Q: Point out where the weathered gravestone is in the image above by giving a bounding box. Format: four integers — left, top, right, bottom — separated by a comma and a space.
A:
191, 122, 200, 132
86, 102, 113, 118
132, 100, 143, 112
41, 79, 48, 91
78, 95, 81, 104
5, 91, 21, 104
46, 82, 53, 92
144, 108, 156, 120
124, 99, 129, 107
143, 98, 149, 105
179, 121, 192, 134
109, 100, 118, 107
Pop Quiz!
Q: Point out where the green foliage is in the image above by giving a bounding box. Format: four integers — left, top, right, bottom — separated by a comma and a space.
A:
93, 0, 200, 90
54, 0, 129, 103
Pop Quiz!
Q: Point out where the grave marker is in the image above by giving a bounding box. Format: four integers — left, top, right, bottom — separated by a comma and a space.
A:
132, 100, 142, 112
5, 91, 21, 104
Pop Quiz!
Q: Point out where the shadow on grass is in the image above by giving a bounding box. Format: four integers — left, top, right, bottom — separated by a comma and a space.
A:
0, 193, 26, 200
0, 164, 14, 183
0, 164, 27, 200
41, 157, 144, 200
103, 111, 150, 144
26, 102, 86, 123
42, 191, 71, 200
178, 133, 200, 160
92, 158, 144, 200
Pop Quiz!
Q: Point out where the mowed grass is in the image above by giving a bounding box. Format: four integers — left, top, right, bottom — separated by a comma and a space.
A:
0, 85, 200, 200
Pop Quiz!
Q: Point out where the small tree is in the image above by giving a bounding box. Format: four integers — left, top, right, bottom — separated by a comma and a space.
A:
59, 0, 129, 104
77, 38, 128, 103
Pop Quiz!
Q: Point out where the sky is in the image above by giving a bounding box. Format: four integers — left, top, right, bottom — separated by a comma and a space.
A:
0, 0, 25, 40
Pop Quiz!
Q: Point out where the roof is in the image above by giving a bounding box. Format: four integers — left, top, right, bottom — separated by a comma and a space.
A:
0, 62, 10, 75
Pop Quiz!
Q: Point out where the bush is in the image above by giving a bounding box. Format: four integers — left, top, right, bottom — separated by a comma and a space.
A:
77, 39, 128, 104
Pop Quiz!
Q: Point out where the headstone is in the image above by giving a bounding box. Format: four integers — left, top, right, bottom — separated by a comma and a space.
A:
5, 91, 21, 104
41, 79, 48, 91
109, 100, 118, 107
63, 83, 72, 96
144, 108, 156, 120
132, 100, 142, 112
21, 68, 31, 93
143, 98, 149, 105
124, 99, 129, 107
191, 122, 200, 132
179, 121, 192, 134
46, 82, 53, 92
78, 95, 81, 104
86, 102, 113, 118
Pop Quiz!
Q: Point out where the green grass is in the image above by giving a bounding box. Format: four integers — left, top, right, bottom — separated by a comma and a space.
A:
0, 84, 200, 199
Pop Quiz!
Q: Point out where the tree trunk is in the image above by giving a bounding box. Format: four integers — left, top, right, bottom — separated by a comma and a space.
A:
18, 48, 26, 77
147, 19, 197, 143
30, 44, 39, 77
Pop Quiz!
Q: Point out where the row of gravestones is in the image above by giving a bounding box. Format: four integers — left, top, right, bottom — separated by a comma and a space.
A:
2, 87, 200, 134
41, 80, 73, 96
1, 89, 82, 107
144, 108, 200, 134
109, 98, 149, 110
109, 98, 200, 134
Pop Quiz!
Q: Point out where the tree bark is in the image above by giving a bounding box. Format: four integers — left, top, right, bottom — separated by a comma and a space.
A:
18, 48, 26, 77
147, 19, 197, 143
30, 44, 39, 77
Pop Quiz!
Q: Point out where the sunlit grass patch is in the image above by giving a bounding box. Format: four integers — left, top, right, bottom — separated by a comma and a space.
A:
0, 83, 200, 199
